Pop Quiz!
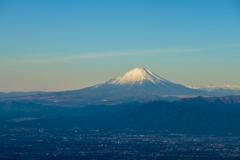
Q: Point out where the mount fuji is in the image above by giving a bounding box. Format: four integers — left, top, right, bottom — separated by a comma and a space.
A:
23, 67, 212, 106
92, 67, 206, 96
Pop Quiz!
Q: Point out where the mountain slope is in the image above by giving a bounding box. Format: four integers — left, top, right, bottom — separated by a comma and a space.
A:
33, 68, 211, 106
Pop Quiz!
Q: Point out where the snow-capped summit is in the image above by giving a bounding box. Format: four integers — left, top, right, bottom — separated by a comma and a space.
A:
108, 68, 171, 85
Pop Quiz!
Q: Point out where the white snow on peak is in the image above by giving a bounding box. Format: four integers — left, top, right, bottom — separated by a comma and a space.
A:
109, 68, 171, 85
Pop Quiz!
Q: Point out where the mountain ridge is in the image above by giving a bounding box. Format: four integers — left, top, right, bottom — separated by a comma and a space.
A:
6, 95, 240, 134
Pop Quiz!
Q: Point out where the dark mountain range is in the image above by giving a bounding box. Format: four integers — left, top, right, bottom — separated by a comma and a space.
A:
0, 101, 141, 122
4, 95, 240, 134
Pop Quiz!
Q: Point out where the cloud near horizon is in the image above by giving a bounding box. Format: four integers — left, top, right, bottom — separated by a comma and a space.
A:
187, 84, 240, 90
1, 48, 200, 65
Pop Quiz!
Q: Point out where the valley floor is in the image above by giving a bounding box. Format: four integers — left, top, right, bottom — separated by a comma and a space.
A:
1, 127, 240, 159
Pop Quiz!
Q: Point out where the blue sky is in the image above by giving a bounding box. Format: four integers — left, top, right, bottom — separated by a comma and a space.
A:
0, 0, 240, 92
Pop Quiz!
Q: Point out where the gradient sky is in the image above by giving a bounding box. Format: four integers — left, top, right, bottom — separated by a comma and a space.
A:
0, 0, 240, 92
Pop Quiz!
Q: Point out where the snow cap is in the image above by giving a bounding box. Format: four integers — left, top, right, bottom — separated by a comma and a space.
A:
109, 68, 171, 85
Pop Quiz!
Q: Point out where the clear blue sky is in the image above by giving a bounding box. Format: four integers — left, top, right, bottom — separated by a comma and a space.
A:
0, 0, 240, 92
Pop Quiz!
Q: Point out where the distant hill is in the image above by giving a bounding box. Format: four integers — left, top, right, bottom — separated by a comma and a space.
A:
0, 91, 46, 98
